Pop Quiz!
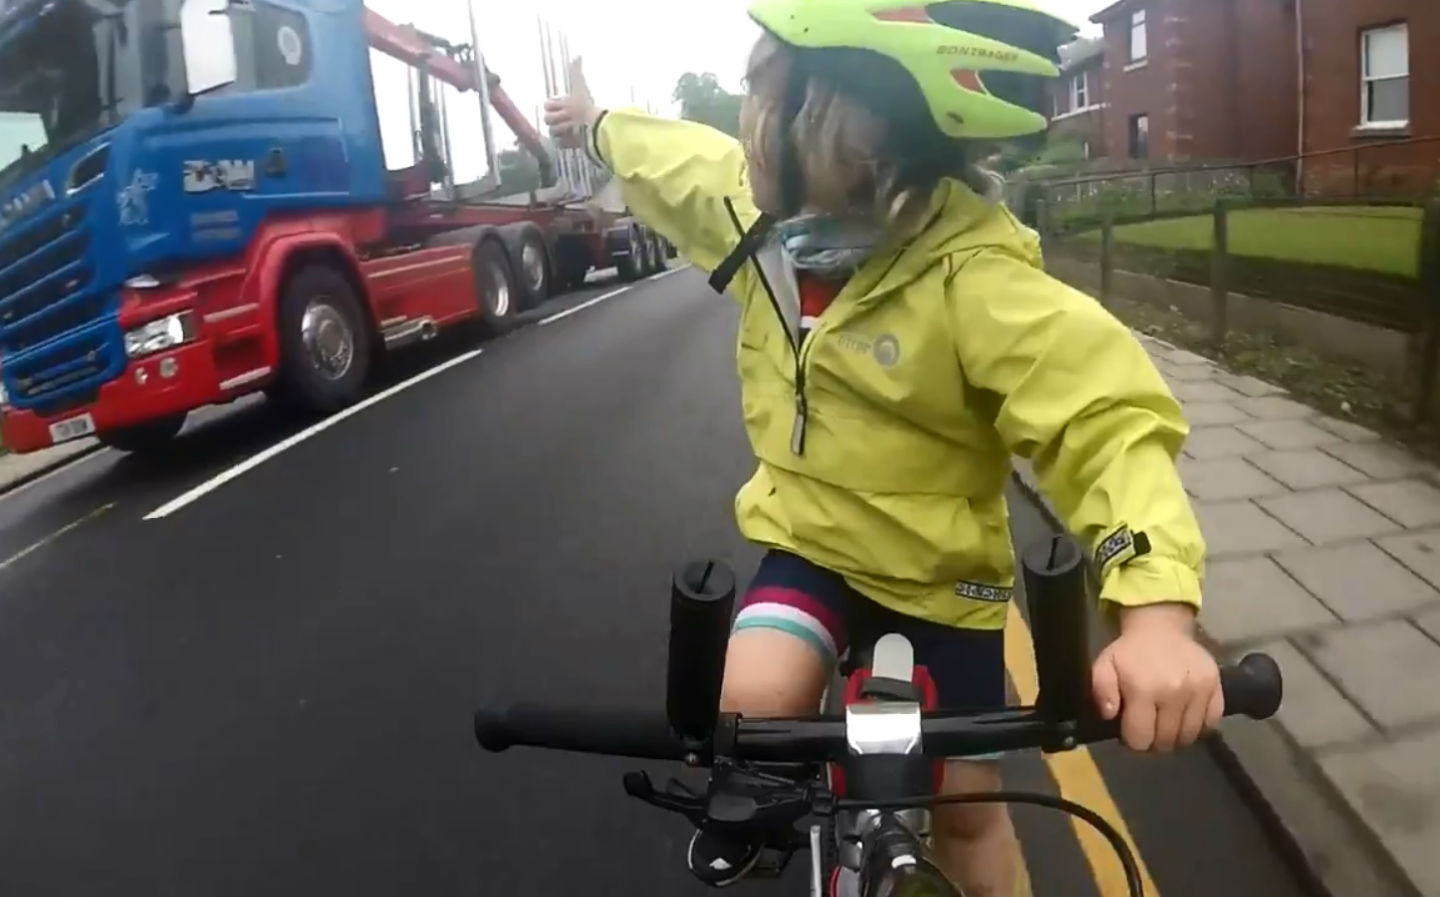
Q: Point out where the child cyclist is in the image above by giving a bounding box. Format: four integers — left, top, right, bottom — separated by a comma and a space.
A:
546, 1, 1218, 893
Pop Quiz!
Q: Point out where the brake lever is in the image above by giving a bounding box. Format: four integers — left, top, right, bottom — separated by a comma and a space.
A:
623, 771, 708, 825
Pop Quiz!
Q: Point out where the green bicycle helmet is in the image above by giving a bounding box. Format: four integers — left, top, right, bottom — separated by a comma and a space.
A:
748, 0, 1077, 140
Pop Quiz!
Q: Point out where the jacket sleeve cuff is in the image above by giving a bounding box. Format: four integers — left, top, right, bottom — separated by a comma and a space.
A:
586, 110, 610, 168
1099, 555, 1202, 610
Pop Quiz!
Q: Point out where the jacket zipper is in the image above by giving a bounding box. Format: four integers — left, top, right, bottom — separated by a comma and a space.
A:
724, 198, 810, 455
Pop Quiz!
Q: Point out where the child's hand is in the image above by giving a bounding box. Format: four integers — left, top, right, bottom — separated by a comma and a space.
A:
543, 57, 599, 149
1091, 603, 1222, 752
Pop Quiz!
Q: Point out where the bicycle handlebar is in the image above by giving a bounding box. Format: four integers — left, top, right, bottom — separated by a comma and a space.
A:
474, 651, 1283, 761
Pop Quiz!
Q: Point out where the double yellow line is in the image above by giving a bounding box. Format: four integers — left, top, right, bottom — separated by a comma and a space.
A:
1004, 602, 1161, 897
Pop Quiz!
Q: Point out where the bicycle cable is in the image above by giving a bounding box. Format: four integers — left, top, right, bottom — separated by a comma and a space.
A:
833, 790, 1144, 897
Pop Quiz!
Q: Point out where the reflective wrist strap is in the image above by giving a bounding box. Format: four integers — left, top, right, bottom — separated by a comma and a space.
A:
583, 111, 609, 169
1094, 524, 1151, 582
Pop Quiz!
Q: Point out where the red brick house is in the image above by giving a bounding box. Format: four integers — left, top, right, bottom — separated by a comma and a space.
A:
1078, 0, 1297, 165
1050, 0, 1436, 191
1297, 1, 1438, 194
1047, 37, 1106, 159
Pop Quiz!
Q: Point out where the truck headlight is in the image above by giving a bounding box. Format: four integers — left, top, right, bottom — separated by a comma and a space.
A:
125, 311, 196, 359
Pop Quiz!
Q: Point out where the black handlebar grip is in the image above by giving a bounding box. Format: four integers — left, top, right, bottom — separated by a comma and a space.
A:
473, 703, 687, 760
1021, 535, 1092, 723
1220, 653, 1284, 720
667, 559, 737, 745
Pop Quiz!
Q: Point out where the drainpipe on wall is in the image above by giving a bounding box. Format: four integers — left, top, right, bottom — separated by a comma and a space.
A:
1295, 0, 1306, 193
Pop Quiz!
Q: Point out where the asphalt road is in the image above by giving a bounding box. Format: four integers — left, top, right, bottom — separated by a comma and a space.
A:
0, 267, 1314, 896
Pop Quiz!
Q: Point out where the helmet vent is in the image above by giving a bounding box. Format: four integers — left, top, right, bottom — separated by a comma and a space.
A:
871, 6, 933, 24
950, 68, 988, 94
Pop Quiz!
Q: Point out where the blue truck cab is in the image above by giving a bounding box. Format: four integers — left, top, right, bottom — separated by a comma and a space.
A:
0, 0, 396, 452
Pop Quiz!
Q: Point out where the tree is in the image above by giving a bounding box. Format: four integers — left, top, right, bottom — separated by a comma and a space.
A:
672, 72, 743, 137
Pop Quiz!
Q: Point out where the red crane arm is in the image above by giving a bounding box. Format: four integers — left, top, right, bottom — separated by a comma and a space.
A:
362, 7, 554, 181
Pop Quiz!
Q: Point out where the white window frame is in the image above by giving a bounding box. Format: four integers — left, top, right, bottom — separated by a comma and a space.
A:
1360, 23, 1409, 127
1070, 70, 1089, 111
1129, 8, 1148, 63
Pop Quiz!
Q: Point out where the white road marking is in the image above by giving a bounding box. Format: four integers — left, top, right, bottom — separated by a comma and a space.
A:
0, 502, 114, 573
144, 264, 691, 519
143, 349, 484, 520
538, 265, 689, 327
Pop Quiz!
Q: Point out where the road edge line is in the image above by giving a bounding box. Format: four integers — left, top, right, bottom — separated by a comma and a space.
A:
538, 265, 691, 327
143, 349, 484, 520
1003, 602, 1162, 897
1006, 463, 1413, 897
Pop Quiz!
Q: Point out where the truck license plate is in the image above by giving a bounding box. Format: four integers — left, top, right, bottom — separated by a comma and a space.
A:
48, 413, 96, 444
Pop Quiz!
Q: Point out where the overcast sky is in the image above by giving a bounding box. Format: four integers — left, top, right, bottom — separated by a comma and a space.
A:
362, 0, 1109, 183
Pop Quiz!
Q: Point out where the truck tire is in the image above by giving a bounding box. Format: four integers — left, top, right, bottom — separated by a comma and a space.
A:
473, 239, 521, 337
100, 414, 186, 454
616, 226, 646, 282
649, 232, 667, 273
501, 223, 552, 308
274, 265, 372, 414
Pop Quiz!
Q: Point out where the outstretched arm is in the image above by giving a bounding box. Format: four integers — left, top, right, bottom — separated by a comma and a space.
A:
544, 60, 761, 273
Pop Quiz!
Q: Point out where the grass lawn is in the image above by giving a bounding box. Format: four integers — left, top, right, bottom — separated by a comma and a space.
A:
1095, 205, 1423, 278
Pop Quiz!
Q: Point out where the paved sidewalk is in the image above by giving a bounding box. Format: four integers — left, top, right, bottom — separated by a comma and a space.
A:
1019, 333, 1440, 895
0, 438, 100, 493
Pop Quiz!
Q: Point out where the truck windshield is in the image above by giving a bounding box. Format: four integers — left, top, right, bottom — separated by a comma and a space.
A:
0, 0, 146, 189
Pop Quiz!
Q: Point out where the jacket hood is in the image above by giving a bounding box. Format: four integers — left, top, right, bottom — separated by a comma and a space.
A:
847, 176, 1044, 302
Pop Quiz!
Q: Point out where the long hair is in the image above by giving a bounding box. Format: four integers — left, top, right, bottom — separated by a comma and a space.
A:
739, 34, 997, 227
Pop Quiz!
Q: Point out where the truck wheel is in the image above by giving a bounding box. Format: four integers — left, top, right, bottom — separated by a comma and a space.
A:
617, 227, 645, 282
649, 232, 667, 272
473, 239, 521, 336
275, 265, 372, 414
504, 224, 552, 308
100, 414, 186, 454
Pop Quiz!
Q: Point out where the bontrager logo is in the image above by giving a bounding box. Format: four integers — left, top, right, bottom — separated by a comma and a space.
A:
937, 45, 1018, 62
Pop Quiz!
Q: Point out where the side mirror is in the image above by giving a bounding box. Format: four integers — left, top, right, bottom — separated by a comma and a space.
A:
176, 0, 238, 104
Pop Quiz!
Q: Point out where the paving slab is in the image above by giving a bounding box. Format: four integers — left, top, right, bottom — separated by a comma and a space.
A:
1178, 457, 1287, 501
1165, 348, 1213, 366
1325, 441, 1432, 480
1259, 488, 1401, 544
1346, 479, 1440, 528
1181, 401, 1253, 427
1247, 449, 1370, 490
1235, 396, 1319, 420
1201, 557, 1340, 643
1164, 364, 1222, 382
1249, 639, 1374, 749
1184, 425, 1268, 460
1310, 416, 1382, 443
1298, 619, 1440, 729
1377, 528, 1440, 590
1195, 500, 1306, 557
1215, 372, 1286, 397
1319, 727, 1440, 897
1171, 380, 1245, 402
1415, 606, 1440, 643
1273, 541, 1439, 621
1237, 418, 1343, 451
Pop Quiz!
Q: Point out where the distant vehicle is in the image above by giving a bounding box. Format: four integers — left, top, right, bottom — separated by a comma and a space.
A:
0, 0, 671, 454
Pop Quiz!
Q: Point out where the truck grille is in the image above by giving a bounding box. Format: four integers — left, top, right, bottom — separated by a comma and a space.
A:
0, 187, 118, 408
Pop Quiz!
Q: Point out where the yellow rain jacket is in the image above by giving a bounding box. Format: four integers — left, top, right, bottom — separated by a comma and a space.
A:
590, 109, 1205, 630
